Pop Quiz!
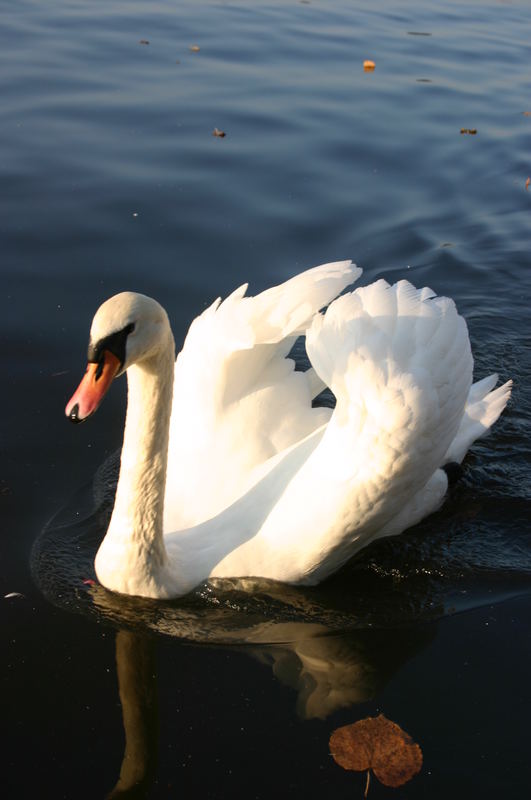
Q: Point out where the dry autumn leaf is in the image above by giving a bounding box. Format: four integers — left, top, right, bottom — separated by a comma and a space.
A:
460, 128, 477, 135
212, 128, 226, 138
363, 60, 375, 71
329, 714, 422, 797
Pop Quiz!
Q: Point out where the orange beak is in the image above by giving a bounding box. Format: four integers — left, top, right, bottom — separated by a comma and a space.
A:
65, 351, 121, 423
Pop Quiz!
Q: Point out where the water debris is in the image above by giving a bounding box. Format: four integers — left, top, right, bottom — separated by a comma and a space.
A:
189, 44, 200, 52
212, 128, 226, 138
407, 31, 432, 36
416, 78, 432, 83
139, 39, 150, 45
4, 592, 25, 600
363, 60, 376, 71
329, 714, 422, 797
522, 111, 531, 116
526, 177, 530, 191
460, 128, 477, 135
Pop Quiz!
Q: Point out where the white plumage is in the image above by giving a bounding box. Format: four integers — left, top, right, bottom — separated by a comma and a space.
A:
66, 261, 512, 598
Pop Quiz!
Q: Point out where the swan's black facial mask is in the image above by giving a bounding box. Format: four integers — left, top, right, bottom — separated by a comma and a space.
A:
87, 322, 135, 375
65, 323, 135, 424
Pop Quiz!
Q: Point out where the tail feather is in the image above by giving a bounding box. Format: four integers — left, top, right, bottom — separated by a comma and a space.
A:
444, 377, 512, 463
467, 373, 498, 404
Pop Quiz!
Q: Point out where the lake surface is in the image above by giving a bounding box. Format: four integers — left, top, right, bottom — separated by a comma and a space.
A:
2, 0, 531, 797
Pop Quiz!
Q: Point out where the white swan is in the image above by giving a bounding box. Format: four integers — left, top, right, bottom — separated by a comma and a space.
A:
65, 261, 512, 599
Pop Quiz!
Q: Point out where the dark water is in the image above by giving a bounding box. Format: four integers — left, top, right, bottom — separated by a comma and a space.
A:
2, 0, 531, 797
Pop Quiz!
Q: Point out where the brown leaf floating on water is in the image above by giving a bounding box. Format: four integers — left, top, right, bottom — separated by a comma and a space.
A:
460, 128, 477, 135
212, 128, 226, 137
329, 714, 422, 797
189, 44, 200, 52
363, 60, 375, 71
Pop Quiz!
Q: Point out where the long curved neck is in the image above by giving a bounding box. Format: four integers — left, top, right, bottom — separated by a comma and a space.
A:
96, 329, 175, 593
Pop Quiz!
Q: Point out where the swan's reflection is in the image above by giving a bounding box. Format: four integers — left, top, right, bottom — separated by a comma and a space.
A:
105, 619, 433, 796
107, 631, 158, 799
249, 624, 431, 719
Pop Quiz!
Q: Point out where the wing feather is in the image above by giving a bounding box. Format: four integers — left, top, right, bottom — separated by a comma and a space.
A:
164, 261, 361, 529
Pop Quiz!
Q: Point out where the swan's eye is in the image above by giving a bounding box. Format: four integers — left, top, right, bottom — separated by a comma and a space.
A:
88, 322, 136, 368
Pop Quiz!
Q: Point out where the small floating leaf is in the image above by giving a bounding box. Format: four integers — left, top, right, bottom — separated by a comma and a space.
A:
189, 44, 200, 52
329, 714, 422, 796
460, 128, 477, 135
363, 60, 376, 71
212, 128, 226, 138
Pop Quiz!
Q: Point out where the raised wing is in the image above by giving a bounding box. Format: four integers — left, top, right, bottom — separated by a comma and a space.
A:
235, 279, 474, 582
163, 261, 360, 530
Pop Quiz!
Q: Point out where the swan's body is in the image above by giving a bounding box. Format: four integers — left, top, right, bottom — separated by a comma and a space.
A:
66, 261, 512, 598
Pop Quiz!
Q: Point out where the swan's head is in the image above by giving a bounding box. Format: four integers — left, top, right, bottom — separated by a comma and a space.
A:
65, 292, 170, 423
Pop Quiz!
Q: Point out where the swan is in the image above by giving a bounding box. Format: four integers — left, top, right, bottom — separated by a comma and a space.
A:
65, 261, 512, 599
